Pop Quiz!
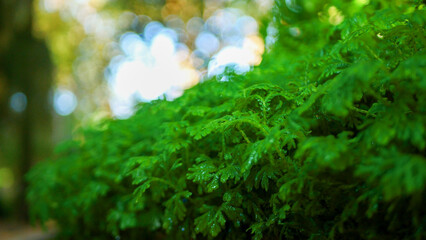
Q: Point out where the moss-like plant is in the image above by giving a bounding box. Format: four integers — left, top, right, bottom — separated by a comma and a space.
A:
27, 0, 425, 239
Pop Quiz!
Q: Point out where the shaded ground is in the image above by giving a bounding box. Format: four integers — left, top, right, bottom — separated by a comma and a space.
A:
0, 221, 56, 240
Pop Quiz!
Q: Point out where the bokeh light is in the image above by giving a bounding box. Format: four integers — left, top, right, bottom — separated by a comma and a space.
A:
53, 89, 78, 116
107, 7, 265, 118
107, 29, 199, 118
9, 92, 27, 113
40, 0, 271, 119
195, 32, 220, 56
328, 6, 344, 25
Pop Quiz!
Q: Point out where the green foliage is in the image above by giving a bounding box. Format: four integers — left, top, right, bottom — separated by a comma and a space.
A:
27, 0, 425, 239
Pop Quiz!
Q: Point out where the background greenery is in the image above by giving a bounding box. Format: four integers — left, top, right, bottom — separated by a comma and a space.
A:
26, 0, 425, 239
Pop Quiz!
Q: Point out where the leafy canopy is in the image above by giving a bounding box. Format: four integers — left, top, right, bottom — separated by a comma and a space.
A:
27, 0, 425, 239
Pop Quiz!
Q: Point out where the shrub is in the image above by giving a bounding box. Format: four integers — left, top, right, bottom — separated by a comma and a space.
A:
27, 0, 425, 239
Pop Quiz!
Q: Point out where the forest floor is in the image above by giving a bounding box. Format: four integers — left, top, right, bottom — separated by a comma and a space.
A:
0, 220, 56, 240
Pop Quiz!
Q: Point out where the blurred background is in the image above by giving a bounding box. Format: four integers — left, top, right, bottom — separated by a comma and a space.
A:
0, 0, 273, 237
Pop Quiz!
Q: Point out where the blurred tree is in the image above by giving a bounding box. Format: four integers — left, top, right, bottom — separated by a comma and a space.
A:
0, 0, 53, 221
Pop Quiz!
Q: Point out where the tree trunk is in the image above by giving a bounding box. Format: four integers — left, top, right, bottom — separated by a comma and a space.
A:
0, 0, 53, 222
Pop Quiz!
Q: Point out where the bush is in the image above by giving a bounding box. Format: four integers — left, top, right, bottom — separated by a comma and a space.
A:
27, 0, 425, 239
